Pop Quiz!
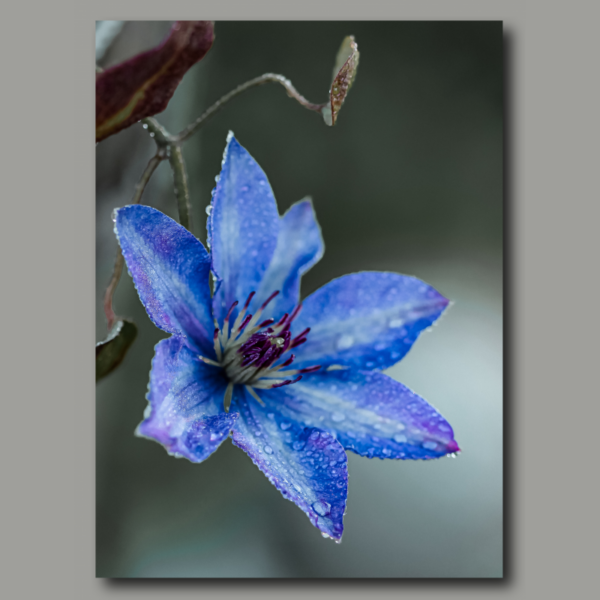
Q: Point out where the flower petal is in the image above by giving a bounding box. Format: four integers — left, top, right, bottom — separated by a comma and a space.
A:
209, 135, 280, 326
260, 369, 459, 460
137, 336, 237, 462
291, 272, 449, 370
231, 386, 348, 540
115, 205, 215, 356
255, 198, 324, 320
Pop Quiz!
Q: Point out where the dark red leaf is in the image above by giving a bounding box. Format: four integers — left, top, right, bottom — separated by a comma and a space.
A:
96, 21, 214, 142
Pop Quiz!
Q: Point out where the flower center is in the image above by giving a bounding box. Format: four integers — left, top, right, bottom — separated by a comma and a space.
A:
199, 290, 320, 409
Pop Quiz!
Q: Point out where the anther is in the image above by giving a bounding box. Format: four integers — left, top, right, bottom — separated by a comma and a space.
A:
224, 301, 239, 322
258, 318, 275, 328
243, 291, 256, 310
260, 290, 280, 310
270, 375, 302, 389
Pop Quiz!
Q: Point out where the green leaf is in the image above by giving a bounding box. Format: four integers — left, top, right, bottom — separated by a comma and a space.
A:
322, 36, 359, 126
96, 320, 138, 382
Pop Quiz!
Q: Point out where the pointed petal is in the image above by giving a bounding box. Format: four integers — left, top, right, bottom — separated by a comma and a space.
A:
291, 272, 449, 370
208, 135, 280, 325
115, 205, 215, 356
255, 198, 324, 320
231, 386, 348, 540
137, 336, 237, 462
260, 369, 459, 460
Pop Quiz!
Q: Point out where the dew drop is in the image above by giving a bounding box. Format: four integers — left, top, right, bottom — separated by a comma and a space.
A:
422, 441, 437, 450
280, 421, 291, 430
313, 500, 331, 516
331, 412, 345, 422
389, 318, 404, 328
205, 205, 213, 216
292, 440, 306, 451
336, 334, 354, 350
263, 445, 273, 454
142, 123, 148, 129
394, 434, 407, 443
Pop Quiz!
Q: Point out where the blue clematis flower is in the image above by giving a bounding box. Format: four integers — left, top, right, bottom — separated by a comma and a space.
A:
114, 133, 459, 541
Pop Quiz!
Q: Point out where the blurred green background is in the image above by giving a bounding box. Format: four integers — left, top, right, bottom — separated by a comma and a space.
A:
96, 21, 502, 578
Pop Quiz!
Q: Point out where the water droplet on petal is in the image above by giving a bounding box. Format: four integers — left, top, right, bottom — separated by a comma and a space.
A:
280, 420, 291, 430
331, 412, 345, 422
263, 445, 273, 454
336, 334, 354, 350
422, 441, 438, 450
394, 434, 407, 443
205, 206, 213, 216
389, 318, 404, 328
313, 500, 331, 516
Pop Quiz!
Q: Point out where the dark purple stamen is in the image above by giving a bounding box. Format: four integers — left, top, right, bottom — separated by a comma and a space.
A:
260, 290, 280, 310
238, 314, 252, 332
224, 300, 239, 322
290, 337, 308, 349
271, 375, 303, 389
287, 303, 302, 324
297, 365, 321, 374
280, 354, 296, 368
243, 291, 256, 310
213, 328, 219, 341
258, 318, 275, 328
293, 327, 310, 341
276, 313, 289, 327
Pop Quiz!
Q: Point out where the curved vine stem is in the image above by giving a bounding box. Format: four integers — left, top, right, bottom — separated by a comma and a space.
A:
175, 73, 327, 142
103, 149, 166, 329
99, 69, 325, 331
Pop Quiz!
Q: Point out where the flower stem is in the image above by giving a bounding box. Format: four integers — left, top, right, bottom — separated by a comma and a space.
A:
168, 144, 193, 232
175, 73, 327, 142
103, 150, 165, 329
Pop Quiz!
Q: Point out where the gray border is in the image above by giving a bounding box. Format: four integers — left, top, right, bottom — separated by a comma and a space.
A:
5, 0, 597, 598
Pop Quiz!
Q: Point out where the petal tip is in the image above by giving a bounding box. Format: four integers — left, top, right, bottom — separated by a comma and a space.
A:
447, 439, 460, 453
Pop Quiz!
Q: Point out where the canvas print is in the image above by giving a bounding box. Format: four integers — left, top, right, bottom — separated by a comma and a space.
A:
96, 21, 503, 577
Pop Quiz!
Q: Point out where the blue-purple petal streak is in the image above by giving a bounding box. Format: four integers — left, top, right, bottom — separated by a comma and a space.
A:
209, 135, 280, 325
260, 369, 459, 459
291, 272, 449, 370
255, 199, 324, 320
231, 386, 348, 540
115, 205, 215, 356
137, 336, 237, 462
